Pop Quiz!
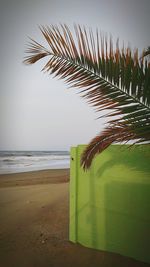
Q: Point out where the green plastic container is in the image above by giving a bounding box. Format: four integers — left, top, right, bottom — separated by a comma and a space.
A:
70, 145, 150, 263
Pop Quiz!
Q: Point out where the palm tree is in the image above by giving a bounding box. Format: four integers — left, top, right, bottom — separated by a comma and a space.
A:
24, 24, 150, 170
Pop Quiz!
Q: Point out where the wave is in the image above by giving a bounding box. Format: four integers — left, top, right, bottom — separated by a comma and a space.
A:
0, 151, 70, 174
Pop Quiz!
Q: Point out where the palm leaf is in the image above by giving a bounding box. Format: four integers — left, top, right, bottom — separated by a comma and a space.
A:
24, 24, 150, 170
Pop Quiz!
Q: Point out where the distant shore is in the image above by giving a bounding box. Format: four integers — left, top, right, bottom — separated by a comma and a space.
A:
0, 168, 70, 188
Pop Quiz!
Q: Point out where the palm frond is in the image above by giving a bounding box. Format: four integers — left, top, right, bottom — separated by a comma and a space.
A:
81, 124, 136, 169
24, 24, 150, 170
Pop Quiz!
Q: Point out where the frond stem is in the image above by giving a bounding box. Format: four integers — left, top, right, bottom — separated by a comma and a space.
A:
44, 50, 150, 111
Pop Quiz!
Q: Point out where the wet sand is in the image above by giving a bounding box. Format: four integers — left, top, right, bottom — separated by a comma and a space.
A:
0, 169, 149, 267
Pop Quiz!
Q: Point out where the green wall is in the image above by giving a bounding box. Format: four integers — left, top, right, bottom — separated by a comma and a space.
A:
70, 145, 150, 263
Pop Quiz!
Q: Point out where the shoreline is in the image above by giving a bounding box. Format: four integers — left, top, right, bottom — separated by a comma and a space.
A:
0, 168, 70, 188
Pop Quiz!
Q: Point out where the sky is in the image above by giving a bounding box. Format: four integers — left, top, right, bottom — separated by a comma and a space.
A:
0, 0, 150, 151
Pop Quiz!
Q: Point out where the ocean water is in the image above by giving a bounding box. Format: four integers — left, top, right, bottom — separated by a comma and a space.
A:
0, 151, 70, 174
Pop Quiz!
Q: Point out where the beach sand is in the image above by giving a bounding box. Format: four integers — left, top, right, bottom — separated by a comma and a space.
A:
0, 169, 149, 267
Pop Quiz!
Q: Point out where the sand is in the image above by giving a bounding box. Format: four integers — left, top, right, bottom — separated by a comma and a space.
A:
0, 169, 149, 267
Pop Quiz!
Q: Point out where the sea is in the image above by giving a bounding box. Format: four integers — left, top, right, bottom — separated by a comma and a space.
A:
0, 151, 70, 174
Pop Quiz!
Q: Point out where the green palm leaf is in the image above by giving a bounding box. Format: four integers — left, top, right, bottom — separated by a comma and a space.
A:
24, 24, 150, 170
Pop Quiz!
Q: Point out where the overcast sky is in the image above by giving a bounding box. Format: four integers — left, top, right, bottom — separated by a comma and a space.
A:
0, 0, 150, 151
